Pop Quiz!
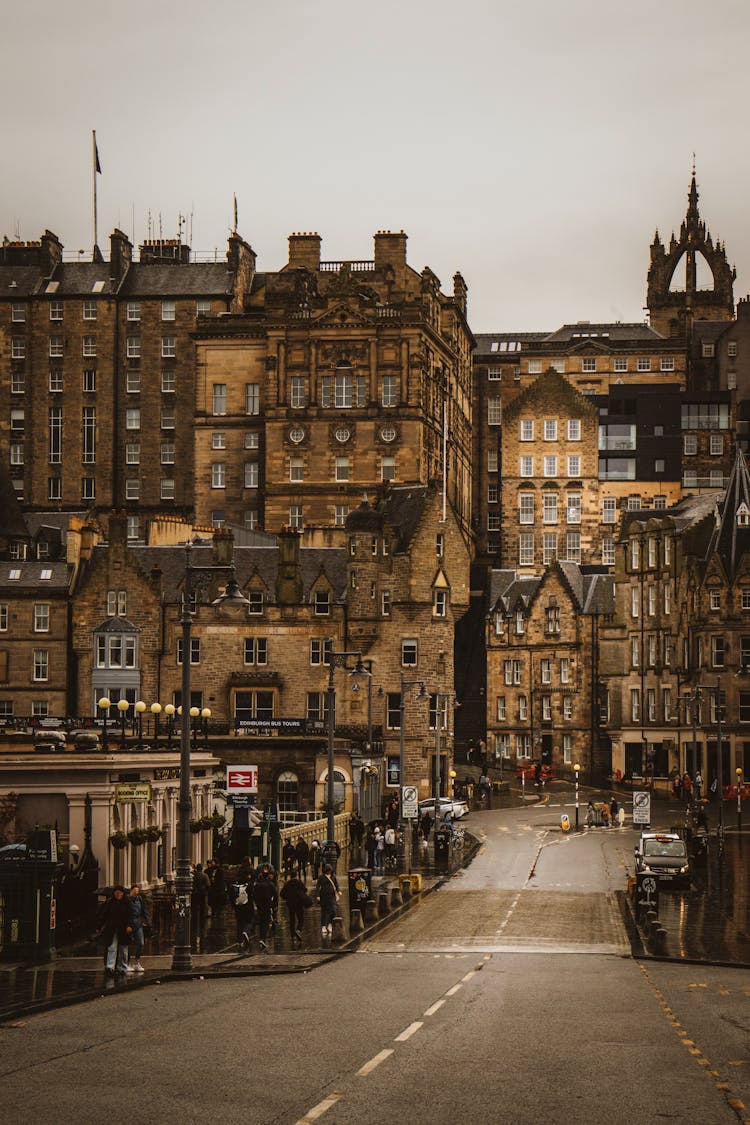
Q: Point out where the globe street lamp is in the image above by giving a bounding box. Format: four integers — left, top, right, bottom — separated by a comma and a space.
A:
150, 702, 162, 743
189, 706, 200, 749
737, 767, 743, 832
325, 645, 369, 869
164, 703, 175, 749
432, 692, 456, 862
574, 763, 581, 830
201, 707, 211, 749
97, 697, 111, 751
135, 700, 146, 749
117, 698, 130, 750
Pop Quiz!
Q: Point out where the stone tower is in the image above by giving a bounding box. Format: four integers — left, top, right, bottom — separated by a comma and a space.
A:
647, 174, 735, 337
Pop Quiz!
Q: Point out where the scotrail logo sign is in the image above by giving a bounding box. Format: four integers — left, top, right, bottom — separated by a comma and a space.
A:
226, 766, 259, 794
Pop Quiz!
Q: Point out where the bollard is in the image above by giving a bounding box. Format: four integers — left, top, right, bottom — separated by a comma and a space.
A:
364, 899, 378, 925
377, 890, 390, 917
653, 926, 668, 951
644, 910, 658, 936
400, 877, 412, 900
390, 886, 403, 908
350, 908, 365, 933
331, 916, 345, 943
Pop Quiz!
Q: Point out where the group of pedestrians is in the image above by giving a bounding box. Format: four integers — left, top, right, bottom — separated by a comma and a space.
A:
672, 769, 716, 802
230, 855, 341, 951
281, 836, 323, 881
96, 883, 151, 976
585, 795, 624, 828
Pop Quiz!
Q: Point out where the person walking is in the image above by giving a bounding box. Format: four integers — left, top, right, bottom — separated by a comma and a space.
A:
252, 867, 278, 950
127, 884, 151, 973
694, 770, 704, 800
309, 839, 322, 881
683, 773, 693, 804
373, 826, 385, 872
208, 859, 227, 919
282, 840, 296, 879
295, 836, 310, 882
98, 886, 134, 976
316, 863, 340, 939
231, 872, 255, 950
191, 863, 210, 932
280, 871, 312, 945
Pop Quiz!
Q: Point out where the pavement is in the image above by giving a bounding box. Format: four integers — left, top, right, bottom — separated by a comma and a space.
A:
0, 847, 455, 1024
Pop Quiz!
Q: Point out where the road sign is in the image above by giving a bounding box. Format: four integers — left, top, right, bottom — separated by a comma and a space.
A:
560, 813, 570, 833
226, 765, 259, 794
633, 790, 651, 825
401, 785, 419, 819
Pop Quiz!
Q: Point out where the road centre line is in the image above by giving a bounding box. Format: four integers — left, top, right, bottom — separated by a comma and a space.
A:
446, 984, 462, 996
295, 1091, 344, 1123
395, 1021, 423, 1042
357, 1049, 394, 1076
424, 998, 446, 1016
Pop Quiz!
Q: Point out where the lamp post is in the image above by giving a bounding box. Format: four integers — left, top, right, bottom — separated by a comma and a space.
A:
117, 699, 129, 749
135, 700, 146, 749
397, 675, 427, 869
97, 697, 111, 751
737, 767, 743, 832
325, 646, 368, 868
164, 703, 175, 749
574, 763, 581, 831
150, 702, 162, 743
433, 692, 456, 862
715, 675, 725, 858
172, 541, 196, 974
684, 686, 702, 804
189, 706, 200, 749
201, 707, 211, 749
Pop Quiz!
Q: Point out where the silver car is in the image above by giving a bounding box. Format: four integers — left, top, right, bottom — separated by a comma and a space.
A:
418, 797, 469, 821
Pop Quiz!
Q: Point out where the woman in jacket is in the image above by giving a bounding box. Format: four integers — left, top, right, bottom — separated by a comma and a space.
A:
315, 863, 340, 938
98, 885, 133, 975
128, 884, 151, 973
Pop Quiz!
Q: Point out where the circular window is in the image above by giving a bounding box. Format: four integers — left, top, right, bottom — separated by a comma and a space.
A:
289, 426, 305, 444
381, 426, 397, 443
335, 426, 351, 444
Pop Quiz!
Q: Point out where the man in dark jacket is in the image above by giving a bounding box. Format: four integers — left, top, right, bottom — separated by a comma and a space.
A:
252, 867, 278, 950
191, 864, 210, 932
98, 885, 133, 975
295, 837, 310, 882
315, 863, 340, 939
282, 840, 296, 879
280, 871, 311, 944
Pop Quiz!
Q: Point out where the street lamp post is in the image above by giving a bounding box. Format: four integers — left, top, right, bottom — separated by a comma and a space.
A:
715, 675, 725, 858
433, 692, 455, 862
150, 702, 162, 743
117, 699, 129, 749
574, 763, 581, 830
737, 767, 743, 832
97, 697, 111, 751
172, 541, 196, 974
397, 675, 427, 870
325, 646, 368, 869
135, 700, 146, 749
201, 707, 211, 749
189, 706, 200, 748
164, 703, 175, 749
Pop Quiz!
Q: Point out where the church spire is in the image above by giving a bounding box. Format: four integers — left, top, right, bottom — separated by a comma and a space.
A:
706, 445, 750, 581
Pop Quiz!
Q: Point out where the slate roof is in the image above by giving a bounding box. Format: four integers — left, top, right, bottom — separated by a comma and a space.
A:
0, 265, 44, 297
118, 263, 235, 298
44, 263, 117, 296
380, 484, 429, 553
543, 322, 663, 344
705, 445, 750, 579
0, 561, 72, 589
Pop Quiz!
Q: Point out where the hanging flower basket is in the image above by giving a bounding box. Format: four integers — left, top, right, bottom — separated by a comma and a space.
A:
109, 831, 128, 849
208, 813, 226, 829
145, 825, 164, 842
127, 827, 149, 846
199, 815, 215, 829
189, 819, 203, 834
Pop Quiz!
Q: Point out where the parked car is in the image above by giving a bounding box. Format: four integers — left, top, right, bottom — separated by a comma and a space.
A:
418, 797, 469, 821
634, 832, 691, 887
33, 729, 66, 752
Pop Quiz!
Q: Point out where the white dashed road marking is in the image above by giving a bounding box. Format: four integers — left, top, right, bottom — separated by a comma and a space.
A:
295, 1092, 344, 1123
424, 998, 446, 1016
395, 1021, 423, 1041
357, 1049, 394, 1076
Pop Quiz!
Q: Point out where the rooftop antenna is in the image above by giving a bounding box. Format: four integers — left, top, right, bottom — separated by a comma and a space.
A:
178, 212, 185, 244
233, 193, 238, 235
158, 212, 163, 240
189, 205, 194, 246
147, 210, 152, 241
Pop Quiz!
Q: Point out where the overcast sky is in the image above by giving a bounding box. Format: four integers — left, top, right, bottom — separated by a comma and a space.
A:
4, 0, 750, 332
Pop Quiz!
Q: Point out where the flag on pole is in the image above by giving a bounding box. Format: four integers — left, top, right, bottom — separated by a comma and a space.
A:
233, 193, 238, 233
93, 131, 101, 174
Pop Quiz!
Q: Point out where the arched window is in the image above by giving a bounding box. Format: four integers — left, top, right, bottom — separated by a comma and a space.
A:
277, 771, 299, 814
321, 769, 347, 810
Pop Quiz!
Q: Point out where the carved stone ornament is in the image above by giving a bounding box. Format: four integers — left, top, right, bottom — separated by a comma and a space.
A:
319, 341, 368, 366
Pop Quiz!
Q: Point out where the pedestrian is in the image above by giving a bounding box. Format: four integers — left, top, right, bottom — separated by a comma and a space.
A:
252, 867, 278, 950
280, 871, 312, 945
600, 801, 611, 828
191, 863, 210, 931
128, 883, 151, 973
97, 885, 134, 976
282, 839, 296, 879
683, 773, 693, 803
419, 810, 432, 840
384, 823, 396, 868
349, 812, 365, 862
365, 825, 376, 869
672, 772, 682, 802
694, 770, 703, 800
387, 798, 399, 830
309, 839, 322, 881
586, 801, 596, 828
232, 871, 255, 950
295, 836, 310, 882
373, 826, 385, 872
609, 795, 619, 825
316, 863, 340, 939
208, 859, 227, 918
534, 761, 542, 792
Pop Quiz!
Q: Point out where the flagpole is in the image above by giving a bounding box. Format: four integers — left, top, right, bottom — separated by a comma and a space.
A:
92, 130, 99, 255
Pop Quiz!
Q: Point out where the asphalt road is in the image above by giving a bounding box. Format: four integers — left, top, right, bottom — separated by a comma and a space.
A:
2, 793, 750, 1125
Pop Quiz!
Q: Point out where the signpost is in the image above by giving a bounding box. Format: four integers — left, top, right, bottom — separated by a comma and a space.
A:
633, 790, 651, 828
226, 765, 259, 794
401, 785, 419, 820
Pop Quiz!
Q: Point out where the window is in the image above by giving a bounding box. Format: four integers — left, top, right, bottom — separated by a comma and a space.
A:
683, 434, 698, 457
335, 456, 350, 482
46, 476, 59, 500
519, 494, 534, 524
541, 659, 551, 684
161, 300, 176, 321
568, 419, 581, 441
48, 407, 61, 463
82, 335, 96, 357
212, 463, 226, 488
160, 406, 175, 430
126, 370, 141, 393
381, 375, 398, 407
49, 336, 63, 358
488, 485, 499, 504
381, 456, 395, 482
290, 376, 307, 408
566, 532, 581, 562
82, 300, 97, 320
161, 336, 176, 358
82, 407, 96, 463
126, 443, 140, 465
244, 462, 259, 488
245, 432, 259, 449
630, 538, 640, 569
631, 586, 639, 618
34, 604, 50, 632
244, 637, 268, 665
488, 366, 502, 381
488, 450, 498, 473
196, 299, 210, 317
381, 589, 391, 616
127, 302, 140, 321
664, 585, 671, 614
637, 357, 651, 372
161, 370, 176, 394
518, 695, 528, 721
211, 433, 226, 451
126, 335, 141, 358
177, 637, 201, 665
528, 360, 542, 375
334, 504, 348, 526
496, 696, 507, 721
601, 536, 614, 566
125, 478, 140, 500
660, 357, 675, 372
710, 590, 721, 611
545, 606, 560, 634
710, 433, 723, 456
543, 493, 558, 524
11, 303, 25, 323
518, 533, 534, 566
211, 510, 225, 529
289, 505, 303, 530
602, 497, 617, 524
83, 369, 96, 392
567, 493, 581, 523
434, 589, 448, 617
541, 695, 552, 721
488, 398, 501, 425
160, 443, 174, 465
10, 442, 23, 466
126, 409, 141, 430
541, 533, 557, 565
0, 605, 7, 632
402, 639, 418, 667
11, 338, 26, 360
245, 383, 260, 415
543, 456, 557, 477
582, 357, 596, 373
702, 342, 715, 358
48, 369, 62, 392
544, 419, 557, 441
520, 419, 534, 441
560, 657, 570, 684
161, 479, 175, 500
33, 650, 49, 682
712, 635, 725, 669
313, 589, 330, 616
212, 384, 227, 415
631, 688, 640, 722
562, 697, 573, 721
310, 638, 333, 666
520, 456, 534, 478
567, 456, 581, 477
